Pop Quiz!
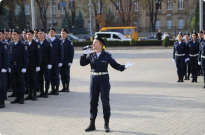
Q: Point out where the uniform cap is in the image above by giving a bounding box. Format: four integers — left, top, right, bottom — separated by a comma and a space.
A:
26, 29, 34, 34
12, 29, 20, 34
33, 28, 39, 32
4, 29, 9, 32
61, 28, 68, 34
178, 32, 183, 36
184, 32, 190, 36
38, 29, 44, 32
0, 29, 4, 33
48, 27, 56, 32
94, 35, 105, 45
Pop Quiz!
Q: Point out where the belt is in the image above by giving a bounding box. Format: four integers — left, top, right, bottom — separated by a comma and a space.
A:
175, 53, 185, 56
201, 55, 205, 58
91, 72, 108, 75
189, 54, 199, 57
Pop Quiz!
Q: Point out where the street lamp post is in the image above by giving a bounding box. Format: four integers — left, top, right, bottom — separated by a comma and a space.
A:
199, 0, 203, 31
31, 0, 35, 29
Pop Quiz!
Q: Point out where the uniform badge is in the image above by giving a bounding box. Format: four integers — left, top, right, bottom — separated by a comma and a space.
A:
4, 45, 7, 49
25, 46, 27, 50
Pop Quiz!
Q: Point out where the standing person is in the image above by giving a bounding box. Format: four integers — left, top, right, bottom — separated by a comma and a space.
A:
48, 28, 63, 95
155, 29, 162, 40
198, 33, 205, 88
60, 29, 74, 92
37, 29, 53, 98
0, 30, 9, 108
24, 30, 42, 101
21, 29, 27, 43
34, 28, 40, 43
9, 29, 28, 104
184, 33, 191, 80
162, 32, 169, 40
187, 31, 200, 82
173, 32, 188, 82
80, 35, 134, 132
3, 29, 12, 44
197, 31, 203, 76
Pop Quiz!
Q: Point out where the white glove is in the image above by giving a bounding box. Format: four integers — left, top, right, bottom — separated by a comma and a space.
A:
36, 67, 40, 72
125, 61, 134, 69
198, 62, 201, 65
84, 48, 90, 54
68, 63, 72, 66
21, 68, 26, 73
173, 59, 176, 62
1, 69, 7, 73
8, 68, 11, 73
47, 64, 52, 69
58, 63, 62, 67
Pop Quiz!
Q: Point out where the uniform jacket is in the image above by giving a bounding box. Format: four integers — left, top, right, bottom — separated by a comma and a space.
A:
187, 40, 200, 56
0, 41, 9, 69
80, 50, 125, 72
61, 38, 74, 64
173, 41, 187, 59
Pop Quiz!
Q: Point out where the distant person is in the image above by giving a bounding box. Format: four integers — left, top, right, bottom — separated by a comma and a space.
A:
162, 32, 169, 40
156, 30, 162, 40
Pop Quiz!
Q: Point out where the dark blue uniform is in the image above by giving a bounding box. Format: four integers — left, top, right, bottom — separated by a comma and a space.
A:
173, 41, 187, 81
60, 38, 74, 92
38, 39, 53, 97
24, 40, 42, 101
184, 41, 191, 80
9, 41, 28, 103
198, 41, 205, 85
48, 37, 63, 95
0, 41, 9, 104
80, 50, 125, 121
197, 38, 203, 76
187, 40, 200, 82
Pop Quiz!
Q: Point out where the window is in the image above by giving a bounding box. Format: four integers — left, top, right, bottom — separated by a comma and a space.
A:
167, 0, 173, 10
133, 1, 139, 12
155, 20, 161, 29
15, 4, 21, 15
155, 0, 161, 11
178, 0, 184, 10
167, 19, 172, 29
97, 34, 111, 38
24, 3, 30, 15
53, 3, 56, 14
116, 0, 121, 11
178, 19, 184, 28
61, 7, 65, 14
113, 34, 121, 39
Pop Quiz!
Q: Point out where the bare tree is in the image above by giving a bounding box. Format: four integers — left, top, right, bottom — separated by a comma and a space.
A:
35, 0, 49, 31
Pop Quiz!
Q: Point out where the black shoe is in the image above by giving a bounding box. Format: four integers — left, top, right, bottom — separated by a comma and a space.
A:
191, 76, 195, 83
177, 75, 180, 82
104, 124, 110, 132
65, 88, 70, 92
180, 76, 184, 82
8, 92, 15, 97
54, 87, 59, 95
32, 91, 37, 101
0, 100, 5, 108
187, 75, 190, 80
37, 92, 44, 98
44, 89, 49, 98
24, 94, 32, 100
184, 76, 187, 80
203, 82, 205, 88
85, 119, 96, 132
195, 77, 198, 83
19, 94, 24, 104
59, 89, 65, 92
10, 94, 20, 104
48, 86, 55, 95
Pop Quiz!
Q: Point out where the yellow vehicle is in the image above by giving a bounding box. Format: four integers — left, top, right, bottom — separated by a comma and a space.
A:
100, 26, 138, 41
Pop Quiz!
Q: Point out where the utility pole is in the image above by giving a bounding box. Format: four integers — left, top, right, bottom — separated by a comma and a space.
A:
50, 0, 53, 27
199, 0, 203, 31
89, 0, 93, 40
31, 0, 35, 29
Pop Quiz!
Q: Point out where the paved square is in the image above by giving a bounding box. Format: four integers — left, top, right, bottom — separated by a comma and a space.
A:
1, 48, 205, 135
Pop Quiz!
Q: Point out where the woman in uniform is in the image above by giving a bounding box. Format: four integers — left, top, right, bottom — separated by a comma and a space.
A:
80, 35, 133, 132
173, 32, 188, 82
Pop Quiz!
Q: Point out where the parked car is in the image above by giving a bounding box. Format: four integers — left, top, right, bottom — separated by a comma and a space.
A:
75, 34, 90, 41
55, 34, 85, 41
94, 32, 131, 41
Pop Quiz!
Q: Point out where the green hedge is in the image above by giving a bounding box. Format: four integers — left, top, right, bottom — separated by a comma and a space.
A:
73, 40, 176, 47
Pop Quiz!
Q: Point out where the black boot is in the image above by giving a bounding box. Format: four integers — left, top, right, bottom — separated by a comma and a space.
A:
65, 83, 70, 92
85, 119, 96, 132
54, 86, 59, 95
48, 86, 55, 95
0, 99, 5, 108
59, 83, 65, 92
184, 75, 187, 80
37, 88, 44, 97
191, 75, 195, 82
203, 82, 205, 88
44, 89, 49, 98
177, 75, 180, 82
195, 76, 198, 82
19, 93, 24, 104
8, 92, 15, 97
24, 89, 32, 100
104, 119, 110, 132
32, 90, 37, 101
180, 75, 184, 82
10, 94, 20, 104
187, 74, 190, 80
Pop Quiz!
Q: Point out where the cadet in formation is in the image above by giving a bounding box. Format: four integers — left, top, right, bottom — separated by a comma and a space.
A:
184, 32, 191, 80
80, 35, 133, 132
